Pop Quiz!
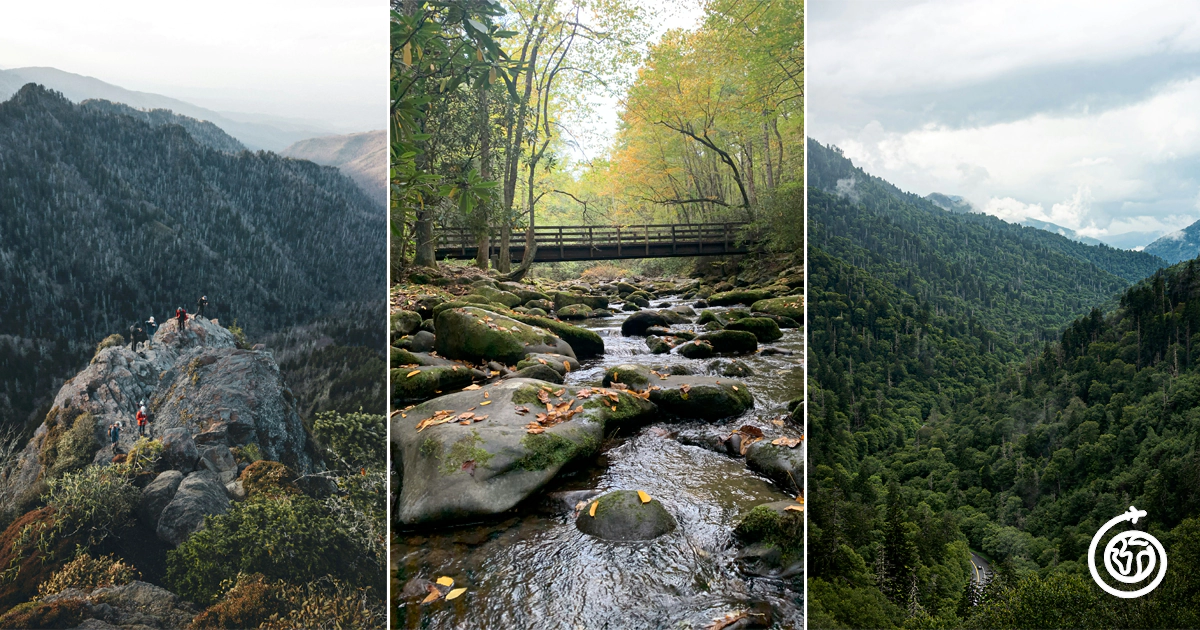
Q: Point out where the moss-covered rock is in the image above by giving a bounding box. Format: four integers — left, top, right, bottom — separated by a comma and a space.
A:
435, 307, 574, 364
553, 292, 608, 311
506, 313, 604, 359
507, 363, 564, 384
751, 312, 800, 329
556, 303, 593, 320
575, 490, 676, 541
708, 289, 771, 306
750, 296, 803, 321
696, 310, 723, 326
647, 375, 753, 420
239, 461, 300, 499
678, 340, 715, 359
724, 317, 783, 342
709, 359, 754, 377
734, 501, 803, 577
391, 379, 654, 525
39, 407, 100, 480
470, 286, 523, 308
621, 310, 671, 336
391, 365, 480, 403
515, 353, 580, 377
391, 310, 423, 337
525, 299, 553, 311
602, 364, 652, 389
0, 598, 88, 629
696, 330, 758, 354
646, 336, 673, 354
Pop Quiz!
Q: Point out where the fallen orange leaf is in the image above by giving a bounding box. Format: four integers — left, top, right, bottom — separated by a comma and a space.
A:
436, 576, 454, 587
407, 370, 420, 378
589, 501, 598, 517
637, 490, 651, 503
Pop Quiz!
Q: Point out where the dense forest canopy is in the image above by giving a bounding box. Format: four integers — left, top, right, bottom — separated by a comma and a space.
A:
808, 140, 1200, 628
390, 0, 803, 278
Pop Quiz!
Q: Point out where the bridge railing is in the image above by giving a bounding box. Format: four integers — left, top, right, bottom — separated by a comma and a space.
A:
435, 222, 750, 257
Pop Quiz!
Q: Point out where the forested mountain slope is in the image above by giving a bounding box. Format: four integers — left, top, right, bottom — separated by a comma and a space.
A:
0, 84, 384, 432
80, 99, 247, 153
281, 130, 386, 208
1144, 219, 1200, 264
809, 139, 1165, 288
808, 141, 1200, 627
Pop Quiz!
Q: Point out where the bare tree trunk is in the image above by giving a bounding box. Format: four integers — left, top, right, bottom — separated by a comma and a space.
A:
498, 221, 511, 272
763, 119, 775, 189
743, 136, 757, 207
474, 85, 491, 269
413, 211, 435, 267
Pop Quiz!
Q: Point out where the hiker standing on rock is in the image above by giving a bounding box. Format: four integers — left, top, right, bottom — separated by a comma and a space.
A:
109, 422, 120, 450
128, 323, 143, 351
196, 295, 209, 319
145, 316, 158, 348
136, 405, 148, 438
176, 306, 188, 331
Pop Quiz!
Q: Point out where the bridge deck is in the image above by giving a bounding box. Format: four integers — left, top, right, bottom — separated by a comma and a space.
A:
434, 223, 751, 262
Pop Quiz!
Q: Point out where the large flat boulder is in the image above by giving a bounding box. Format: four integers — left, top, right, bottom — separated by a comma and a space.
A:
435, 307, 575, 364
138, 470, 183, 529
392, 379, 656, 526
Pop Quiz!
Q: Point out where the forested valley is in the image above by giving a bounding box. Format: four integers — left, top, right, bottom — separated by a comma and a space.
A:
808, 140, 1200, 628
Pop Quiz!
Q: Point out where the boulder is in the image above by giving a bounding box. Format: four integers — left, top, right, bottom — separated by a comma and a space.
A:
556, 303, 593, 320
435, 307, 574, 364
734, 501, 803, 577
506, 313, 604, 360
696, 330, 758, 354
391, 310, 423, 337
553, 292, 608, 311
392, 379, 656, 525
671, 330, 696, 341
156, 471, 230, 546
709, 359, 755, 377
525, 299, 554, 312
506, 363, 564, 384
646, 336, 673, 354
138, 470, 183, 528
658, 309, 690, 324
575, 490, 676, 541
515, 353, 580, 377
198, 445, 238, 483
470, 286, 523, 308
159, 428, 198, 473
621, 310, 671, 336
745, 439, 804, 493
709, 289, 771, 306
724, 317, 783, 342
750, 296, 803, 321
603, 371, 753, 420
615, 282, 639, 295
391, 365, 480, 403
591, 309, 614, 318
696, 310, 723, 325
669, 305, 697, 317
678, 340, 715, 359
621, 303, 640, 312
44, 581, 197, 629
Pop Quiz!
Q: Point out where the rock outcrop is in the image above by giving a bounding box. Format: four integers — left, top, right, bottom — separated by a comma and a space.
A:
0, 315, 319, 523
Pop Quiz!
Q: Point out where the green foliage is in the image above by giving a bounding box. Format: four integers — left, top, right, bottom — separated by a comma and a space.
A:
43, 465, 140, 548
734, 505, 803, 567
189, 573, 295, 630
114, 437, 162, 476
94, 334, 125, 356
228, 319, 249, 350
230, 443, 262, 465
239, 461, 299, 499
41, 409, 99, 479
36, 551, 140, 597
311, 409, 385, 471
515, 431, 597, 471
166, 494, 378, 606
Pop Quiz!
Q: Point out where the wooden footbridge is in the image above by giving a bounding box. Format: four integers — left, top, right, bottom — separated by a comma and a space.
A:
435, 223, 754, 262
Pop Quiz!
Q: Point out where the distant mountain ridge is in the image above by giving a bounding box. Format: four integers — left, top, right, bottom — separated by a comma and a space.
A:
0, 84, 384, 432
925, 192, 975, 214
0, 67, 330, 150
1144, 220, 1200, 264
1018, 217, 1106, 246
281, 131, 385, 208
80, 99, 246, 153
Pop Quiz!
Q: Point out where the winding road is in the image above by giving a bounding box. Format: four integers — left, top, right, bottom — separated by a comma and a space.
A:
970, 550, 993, 586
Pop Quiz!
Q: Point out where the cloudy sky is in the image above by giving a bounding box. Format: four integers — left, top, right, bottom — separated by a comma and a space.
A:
0, 0, 385, 132
810, 0, 1200, 249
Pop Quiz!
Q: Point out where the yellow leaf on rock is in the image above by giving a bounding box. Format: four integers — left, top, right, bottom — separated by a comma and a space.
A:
785, 505, 804, 512
637, 490, 651, 503
463, 384, 481, 390
589, 501, 598, 517
446, 587, 467, 600
436, 576, 454, 587
480, 400, 492, 406
407, 370, 420, 378
564, 361, 571, 372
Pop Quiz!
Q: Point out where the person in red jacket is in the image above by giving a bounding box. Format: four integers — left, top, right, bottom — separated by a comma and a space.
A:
176, 306, 188, 331
136, 405, 148, 437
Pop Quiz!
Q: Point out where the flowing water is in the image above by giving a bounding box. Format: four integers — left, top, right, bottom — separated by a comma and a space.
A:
393, 298, 805, 629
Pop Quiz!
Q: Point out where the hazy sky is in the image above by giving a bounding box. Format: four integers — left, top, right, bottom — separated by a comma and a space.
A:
0, 0, 386, 132
810, 0, 1200, 249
